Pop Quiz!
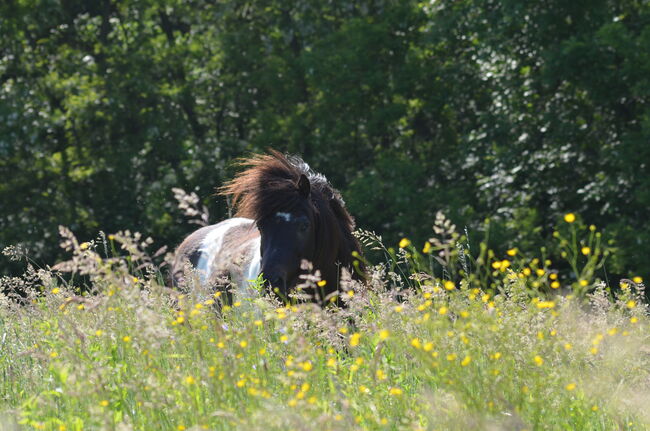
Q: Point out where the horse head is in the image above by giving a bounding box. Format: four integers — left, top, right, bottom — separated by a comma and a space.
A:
257, 174, 316, 297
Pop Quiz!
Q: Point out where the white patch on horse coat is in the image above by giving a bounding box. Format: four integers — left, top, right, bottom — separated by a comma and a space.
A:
196, 218, 251, 283
276, 212, 293, 222
242, 236, 261, 291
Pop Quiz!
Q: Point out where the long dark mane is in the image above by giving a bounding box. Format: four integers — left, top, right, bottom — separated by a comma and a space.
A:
220, 150, 362, 287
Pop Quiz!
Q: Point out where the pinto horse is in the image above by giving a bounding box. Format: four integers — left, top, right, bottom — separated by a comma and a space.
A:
171, 151, 361, 302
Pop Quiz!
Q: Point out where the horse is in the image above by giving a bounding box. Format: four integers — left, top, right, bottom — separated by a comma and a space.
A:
171, 151, 362, 303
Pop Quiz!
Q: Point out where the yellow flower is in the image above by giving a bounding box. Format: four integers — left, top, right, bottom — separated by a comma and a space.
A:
581, 246, 591, 255
550, 281, 560, 289
99, 400, 109, 407
523, 268, 532, 276
410, 338, 422, 349
317, 280, 327, 287
51, 288, 60, 294
536, 269, 545, 276
80, 242, 89, 250
549, 273, 558, 280
444, 280, 455, 291
301, 361, 313, 371
422, 242, 432, 254
423, 342, 434, 352
631, 317, 639, 324
461, 356, 471, 367
506, 248, 518, 256
239, 340, 247, 348
579, 279, 589, 287
565, 383, 576, 391
393, 305, 404, 313
493, 352, 502, 360
399, 238, 411, 248
177, 426, 186, 431
95, 330, 104, 336
564, 213, 576, 223
254, 320, 263, 327
592, 405, 599, 411
446, 353, 457, 361
388, 387, 403, 396
633, 276, 643, 283
627, 300, 636, 309
564, 343, 572, 350
349, 332, 361, 347
378, 329, 390, 340
185, 376, 196, 385
533, 355, 544, 366
122, 336, 131, 343
438, 306, 448, 315
376, 369, 387, 380
327, 357, 337, 367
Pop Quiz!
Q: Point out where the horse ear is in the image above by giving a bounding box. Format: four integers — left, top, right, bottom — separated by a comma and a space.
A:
297, 174, 310, 198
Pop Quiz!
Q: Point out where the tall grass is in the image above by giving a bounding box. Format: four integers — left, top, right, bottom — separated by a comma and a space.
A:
1, 215, 648, 430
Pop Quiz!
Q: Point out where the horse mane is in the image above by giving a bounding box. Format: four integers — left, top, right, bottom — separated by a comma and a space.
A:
220, 150, 361, 276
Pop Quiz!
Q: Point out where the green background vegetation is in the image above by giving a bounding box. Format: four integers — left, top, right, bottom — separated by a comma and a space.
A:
1, 0, 649, 280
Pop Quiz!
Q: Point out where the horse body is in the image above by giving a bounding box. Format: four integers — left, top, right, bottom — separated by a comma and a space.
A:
171, 218, 261, 293
171, 151, 362, 303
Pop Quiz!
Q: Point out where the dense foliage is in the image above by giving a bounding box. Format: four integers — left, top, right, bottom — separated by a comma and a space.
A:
1, 0, 649, 279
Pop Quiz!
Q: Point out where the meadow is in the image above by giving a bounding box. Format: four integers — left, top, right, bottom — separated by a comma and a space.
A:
1, 214, 648, 431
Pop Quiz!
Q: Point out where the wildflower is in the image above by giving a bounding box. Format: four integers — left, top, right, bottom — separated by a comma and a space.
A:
399, 238, 411, 248
461, 356, 471, 367
493, 352, 502, 360
536, 301, 555, 309
327, 357, 337, 367
607, 327, 618, 336
349, 332, 361, 347
460, 310, 469, 318
388, 387, 403, 396
346, 290, 354, 298
446, 353, 457, 361
239, 340, 247, 348
378, 329, 390, 341
506, 248, 518, 256
564, 343, 572, 350
177, 426, 186, 431
95, 330, 104, 336
633, 276, 643, 283
523, 268, 532, 276
565, 383, 576, 391
338, 327, 349, 334
438, 306, 448, 315
627, 300, 636, 309
564, 213, 576, 223
80, 242, 89, 250
592, 405, 599, 411
533, 355, 544, 366
254, 320, 263, 327
444, 280, 455, 291
631, 317, 638, 324
491, 261, 502, 269
423, 342, 434, 352
99, 400, 109, 407
422, 242, 432, 254
620, 282, 629, 289
185, 376, 196, 385
550, 281, 560, 289
549, 273, 558, 280
411, 338, 422, 349
301, 361, 313, 371
581, 247, 591, 255
579, 279, 589, 287
122, 336, 131, 343
51, 288, 60, 294
536, 269, 545, 276
233, 301, 241, 307
590, 347, 598, 355
376, 369, 387, 380
394, 305, 404, 313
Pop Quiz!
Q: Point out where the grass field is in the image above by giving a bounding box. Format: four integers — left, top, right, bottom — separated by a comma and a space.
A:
1, 216, 648, 430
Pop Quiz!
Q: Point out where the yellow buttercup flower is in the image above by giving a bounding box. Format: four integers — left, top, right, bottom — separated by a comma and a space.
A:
533, 355, 544, 366
422, 242, 432, 254
349, 332, 361, 347
565, 383, 576, 391
564, 213, 576, 223
581, 246, 591, 255
399, 238, 411, 248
